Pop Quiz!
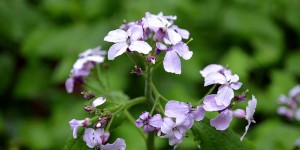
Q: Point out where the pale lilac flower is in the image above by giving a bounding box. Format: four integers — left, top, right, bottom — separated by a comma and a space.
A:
203, 94, 228, 111
170, 25, 189, 39
157, 42, 193, 74
83, 128, 126, 150
65, 46, 106, 93
135, 112, 163, 133
240, 95, 257, 141
104, 25, 152, 60
277, 85, 300, 120
69, 118, 91, 139
160, 117, 187, 148
203, 67, 242, 107
165, 100, 205, 128
145, 13, 182, 45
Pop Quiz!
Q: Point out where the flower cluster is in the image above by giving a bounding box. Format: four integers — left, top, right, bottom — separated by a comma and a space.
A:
200, 64, 257, 141
104, 12, 193, 74
69, 96, 126, 150
277, 85, 300, 121
65, 46, 106, 93
135, 100, 205, 148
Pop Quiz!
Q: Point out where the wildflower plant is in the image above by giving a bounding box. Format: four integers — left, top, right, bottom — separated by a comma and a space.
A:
64, 12, 258, 150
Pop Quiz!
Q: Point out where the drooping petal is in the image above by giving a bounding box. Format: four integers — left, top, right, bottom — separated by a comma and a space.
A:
200, 64, 224, 77
65, 78, 74, 93
92, 97, 106, 107
104, 29, 127, 43
165, 100, 189, 118
129, 41, 152, 54
163, 51, 181, 74
193, 106, 205, 121
245, 95, 257, 121
172, 42, 193, 60
215, 85, 234, 106
210, 109, 233, 130
101, 138, 126, 150
203, 94, 227, 111
107, 42, 128, 60
149, 114, 163, 128
204, 72, 227, 86
240, 121, 251, 141
165, 29, 182, 45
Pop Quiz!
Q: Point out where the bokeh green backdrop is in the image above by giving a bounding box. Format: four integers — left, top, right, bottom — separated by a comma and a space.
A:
1, 0, 300, 149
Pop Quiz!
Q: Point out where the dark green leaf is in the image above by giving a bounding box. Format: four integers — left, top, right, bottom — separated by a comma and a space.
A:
191, 118, 255, 150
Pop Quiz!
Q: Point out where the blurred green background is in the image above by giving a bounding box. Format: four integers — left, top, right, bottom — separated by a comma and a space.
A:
1, 0, 300, 149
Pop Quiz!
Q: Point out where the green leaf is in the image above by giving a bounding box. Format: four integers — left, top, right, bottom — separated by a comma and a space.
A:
64, 129, 91, 150
191, 118, 255, 150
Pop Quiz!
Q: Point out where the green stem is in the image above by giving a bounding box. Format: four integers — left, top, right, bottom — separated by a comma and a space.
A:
151, 82, 168, 102
145, 63, 155, 150
124, 109, 147, 140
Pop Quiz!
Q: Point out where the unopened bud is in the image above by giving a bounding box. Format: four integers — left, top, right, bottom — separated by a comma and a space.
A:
131, 66, 143, 75
146, 56, 156, 64
81, 91, 95, 99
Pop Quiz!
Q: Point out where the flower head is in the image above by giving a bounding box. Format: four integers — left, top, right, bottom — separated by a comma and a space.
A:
83, 128, 126, 150
65, 46, 106, 93
135, 112, 163, 133
104, 25, 152, 60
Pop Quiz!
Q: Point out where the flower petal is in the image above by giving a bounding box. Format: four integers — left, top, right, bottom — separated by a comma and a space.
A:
149, 114, 163, 128
165, 29, 182, 45
215, 85, 234, 106
104, 29, 127, 43
245, 95, 257, 121
203, 94, 227, 111
92, 97, 106, 107
129, 41, 152, 54
165, 100, 189, 118
65, 78, 74, 93
204, 72, 227, 86
163, 51, 181, 74
101, 138, 126, 150
200, 64, 224, 77
107, 42, 128, 60
83, 128, 98, 148
193, 106, 205, 121
172, 42, 193, 60
210, 109, 233, 130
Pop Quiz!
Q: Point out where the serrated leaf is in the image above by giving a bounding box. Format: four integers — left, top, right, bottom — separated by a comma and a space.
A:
64, 129, 91, 150
191, 118, 255, 150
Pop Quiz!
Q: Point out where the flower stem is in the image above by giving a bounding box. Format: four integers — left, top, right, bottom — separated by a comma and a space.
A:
144, 63, 155, 150
196, 84, 217, 105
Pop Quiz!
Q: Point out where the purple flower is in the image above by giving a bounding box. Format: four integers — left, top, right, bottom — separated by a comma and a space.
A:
83, 128, 126, 150
277, 85, 300, 121
201, 65, 242, 107
240, 95, 257, 141
104, 25, 152, 60
144, 12, 182, 45
69, 118, 91, 139
160, 117, 187, 148
65, 46, 106, 93
135, 112, 163, 133
165, 100, 205, 128
146, 56, 156, 64
157, 42, 193, 74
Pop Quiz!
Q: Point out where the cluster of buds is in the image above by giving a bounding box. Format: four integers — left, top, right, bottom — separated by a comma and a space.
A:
69, 95, 126, 149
